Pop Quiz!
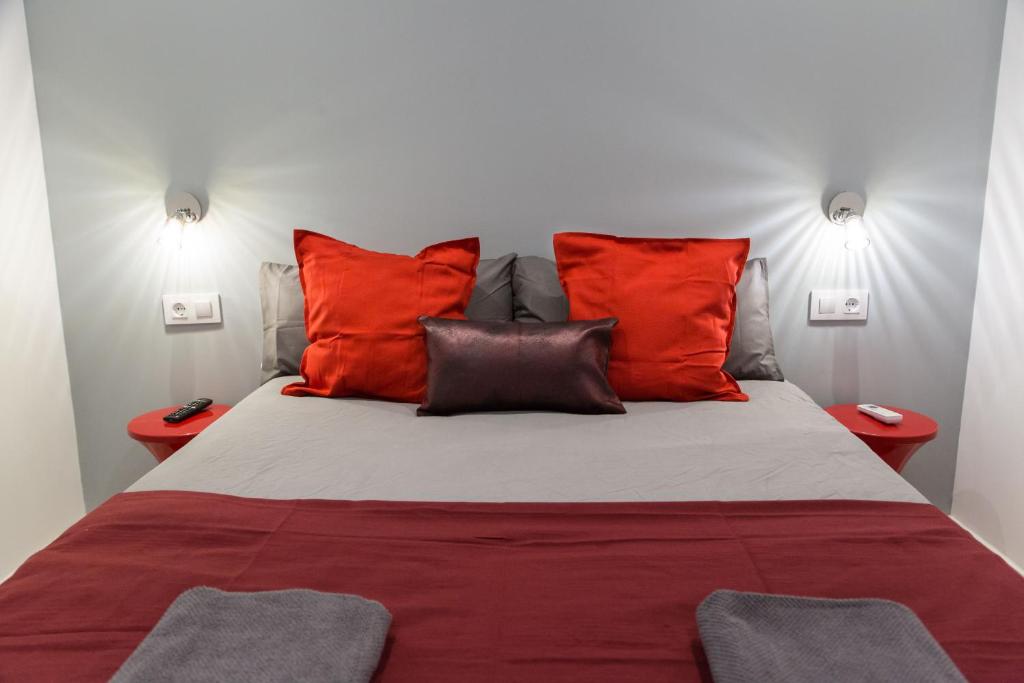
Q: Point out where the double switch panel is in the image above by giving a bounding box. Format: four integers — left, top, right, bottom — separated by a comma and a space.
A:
162, 293, 222, 326
809, 289, 869, 322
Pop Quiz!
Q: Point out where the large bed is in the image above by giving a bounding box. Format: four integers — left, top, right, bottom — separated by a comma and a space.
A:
2, 378, 1022, 681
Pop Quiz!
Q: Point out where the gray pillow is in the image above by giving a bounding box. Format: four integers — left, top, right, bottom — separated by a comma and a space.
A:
512, 256, 570, 323
259, 262, 308, 383
724, 258, 784, 381
259, 255, 518, 382
464, 253, 517, 322
518, 255, 783, 380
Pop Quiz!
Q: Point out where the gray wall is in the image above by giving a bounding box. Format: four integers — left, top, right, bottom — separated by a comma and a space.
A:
25, 0, 1005, 509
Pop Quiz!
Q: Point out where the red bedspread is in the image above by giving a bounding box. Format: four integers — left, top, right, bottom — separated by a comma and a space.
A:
2, 492, 1023, 682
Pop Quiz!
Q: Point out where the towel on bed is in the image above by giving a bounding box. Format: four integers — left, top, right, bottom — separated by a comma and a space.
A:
696, 589, 965, 683
111, 587, 391, 683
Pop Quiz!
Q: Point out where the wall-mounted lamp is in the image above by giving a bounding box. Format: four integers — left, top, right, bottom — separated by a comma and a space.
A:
827, 191, 869, 251
166, 192, 203, 225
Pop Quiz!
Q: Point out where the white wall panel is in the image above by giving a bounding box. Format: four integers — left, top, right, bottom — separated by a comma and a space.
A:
0, 0, 84, 578
954, 0, 1024, 566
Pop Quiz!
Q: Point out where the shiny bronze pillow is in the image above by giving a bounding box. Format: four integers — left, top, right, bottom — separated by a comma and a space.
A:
417, 317, 625, 415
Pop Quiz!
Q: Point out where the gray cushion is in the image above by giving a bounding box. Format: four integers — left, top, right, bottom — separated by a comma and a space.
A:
259, 262, 308, 383
724, 258, 784, 381
259, 255, 518, 382
464, 253, 517, 322
512, 256, 570, 323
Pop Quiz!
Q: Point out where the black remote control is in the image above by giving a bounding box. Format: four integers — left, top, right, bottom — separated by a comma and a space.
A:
163, 398, 213, 423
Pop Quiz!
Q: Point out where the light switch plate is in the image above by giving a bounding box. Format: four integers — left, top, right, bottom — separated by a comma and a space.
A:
809, 289, 869, 321
162, 293, 222, 326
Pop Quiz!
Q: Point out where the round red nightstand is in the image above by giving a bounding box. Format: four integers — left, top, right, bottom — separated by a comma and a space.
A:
127, 404, 231, 462
825, 404, 938, 473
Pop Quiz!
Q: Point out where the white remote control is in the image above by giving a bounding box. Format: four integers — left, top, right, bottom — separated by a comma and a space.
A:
857, 404, 903, 425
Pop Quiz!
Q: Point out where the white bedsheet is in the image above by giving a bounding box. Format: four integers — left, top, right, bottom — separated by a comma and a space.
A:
131, 378, 925, 503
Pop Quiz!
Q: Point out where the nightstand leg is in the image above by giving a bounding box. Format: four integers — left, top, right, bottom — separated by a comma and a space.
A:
141, 442, 183, 463
866, 442, 925, 473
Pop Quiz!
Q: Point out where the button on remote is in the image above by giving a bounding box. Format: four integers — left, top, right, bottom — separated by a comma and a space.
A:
163, 398, 213, 423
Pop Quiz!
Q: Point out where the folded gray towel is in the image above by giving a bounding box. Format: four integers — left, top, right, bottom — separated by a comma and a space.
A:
696, 590, 965, 683
112, 587, 391, 683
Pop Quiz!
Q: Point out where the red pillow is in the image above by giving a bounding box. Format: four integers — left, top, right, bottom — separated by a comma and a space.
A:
553, 232, 749, 402
282, 230, 480, 403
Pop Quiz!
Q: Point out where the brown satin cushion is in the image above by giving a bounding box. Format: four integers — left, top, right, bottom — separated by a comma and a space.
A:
418, 317, 625, 416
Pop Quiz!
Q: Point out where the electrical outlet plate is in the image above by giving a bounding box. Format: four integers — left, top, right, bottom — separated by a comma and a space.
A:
162, 293, 222, 326
809, 289, 869, 321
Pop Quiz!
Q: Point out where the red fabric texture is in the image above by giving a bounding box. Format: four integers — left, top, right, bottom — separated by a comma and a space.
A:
282, 230, 480, 403
2, 492, 1022, 682
553, 232, 749, 401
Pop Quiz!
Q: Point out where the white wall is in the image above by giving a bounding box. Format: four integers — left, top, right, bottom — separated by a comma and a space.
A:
954, 0, 1024, 566
23, 1, 1006, 509
0, 0, 85, 578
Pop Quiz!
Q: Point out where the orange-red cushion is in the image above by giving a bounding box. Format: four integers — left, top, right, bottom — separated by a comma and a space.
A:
553, 232, 749, 402
282, 230, 480, 403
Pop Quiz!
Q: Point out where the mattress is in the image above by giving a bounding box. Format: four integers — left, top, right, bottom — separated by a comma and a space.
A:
130, 378, 924, 504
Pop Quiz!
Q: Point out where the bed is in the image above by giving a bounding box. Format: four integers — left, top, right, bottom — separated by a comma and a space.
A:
2, 379, 1023, 681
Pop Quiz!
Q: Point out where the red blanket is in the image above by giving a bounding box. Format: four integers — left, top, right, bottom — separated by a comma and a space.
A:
1, 492, 1022, 681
